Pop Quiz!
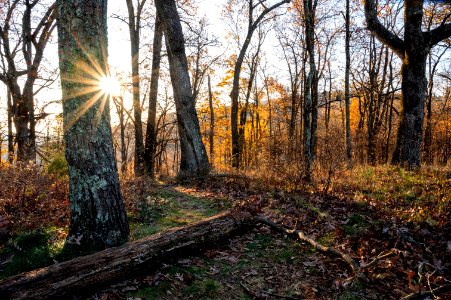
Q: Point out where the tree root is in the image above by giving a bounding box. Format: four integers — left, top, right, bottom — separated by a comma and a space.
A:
255, 216, 396, 283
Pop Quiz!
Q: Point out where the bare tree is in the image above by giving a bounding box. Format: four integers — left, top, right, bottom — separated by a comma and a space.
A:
228, 0, 291, 168
0, 0, 56, 162
364, 0, 451, 168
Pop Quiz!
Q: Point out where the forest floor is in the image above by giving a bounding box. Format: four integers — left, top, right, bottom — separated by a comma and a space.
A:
0, 165, 450, 299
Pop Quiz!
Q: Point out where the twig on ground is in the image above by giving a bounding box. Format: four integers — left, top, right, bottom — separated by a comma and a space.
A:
400, 284, 451, 300
255, 215, 397, 283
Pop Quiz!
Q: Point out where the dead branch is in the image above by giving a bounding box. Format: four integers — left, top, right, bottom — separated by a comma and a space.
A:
400, 284, 451, 300
255, 216, 396, 283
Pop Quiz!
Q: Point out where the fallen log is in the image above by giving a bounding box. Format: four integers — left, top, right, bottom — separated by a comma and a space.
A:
0, 211, 254, 300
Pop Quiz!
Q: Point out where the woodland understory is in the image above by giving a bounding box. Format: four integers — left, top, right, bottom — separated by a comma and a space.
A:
0, 163, 449, 299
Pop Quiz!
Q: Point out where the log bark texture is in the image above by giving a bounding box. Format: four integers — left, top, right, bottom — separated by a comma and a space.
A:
0, 212, 253, 300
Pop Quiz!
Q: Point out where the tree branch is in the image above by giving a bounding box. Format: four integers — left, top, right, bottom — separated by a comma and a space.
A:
428, 22, 451, 47
363, 0, 404, 58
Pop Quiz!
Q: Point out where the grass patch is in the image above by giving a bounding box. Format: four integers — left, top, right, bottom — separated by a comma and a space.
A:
317, 232, 336, 246
343, 213, 369, 237
129, 187, 225, 240
276, 241, 303, 263
333, 165, 451, 227
133, 281, 172, 299
182, 279, 222, 298
246, 234, 272, 251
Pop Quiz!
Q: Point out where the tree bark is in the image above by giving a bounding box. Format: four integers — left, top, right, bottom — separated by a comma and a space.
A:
144, 13, 163, 178
57, 0, 129, 250
155, 0, 211, 177
0, 212, 254, 300
126, 0, 146, 176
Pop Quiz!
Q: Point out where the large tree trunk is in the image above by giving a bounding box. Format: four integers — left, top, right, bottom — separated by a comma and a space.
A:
57, 0, 129, 250
155, 0, 210, 177
144, 13, 163, 178
0, 212, 254, 300
391, 54, 427, 167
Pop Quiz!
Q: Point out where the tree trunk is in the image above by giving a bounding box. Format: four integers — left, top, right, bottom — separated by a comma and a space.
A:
345, 0, 353, 168
208, 75, 215, 166
126, 0, 146, 176
303, 0, 318, 180
391, 54, 427, 168
112, 96, 127, 174
0, 212, 254, 300
423, 53, 434, 165
6, 88, 14, 163
144, 13, 163, 178
155, 0, 210, 177
57, 0, 129, 250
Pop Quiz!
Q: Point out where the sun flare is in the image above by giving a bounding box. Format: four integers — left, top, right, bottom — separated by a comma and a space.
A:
99, 76, 121, 97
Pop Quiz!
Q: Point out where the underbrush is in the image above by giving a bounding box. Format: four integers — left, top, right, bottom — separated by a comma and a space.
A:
0, 164, 70, 238
0, 163, 449, 298
331, 165, 451, 227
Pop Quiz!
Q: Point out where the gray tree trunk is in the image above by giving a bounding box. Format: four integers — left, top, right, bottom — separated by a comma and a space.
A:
144, 13, 163, 178
57, 0, 129, 250
155, 0, 210, 177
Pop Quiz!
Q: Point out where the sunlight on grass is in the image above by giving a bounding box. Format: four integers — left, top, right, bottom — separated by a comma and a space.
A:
128, 188, 224, 240
333, 165, 450, 226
